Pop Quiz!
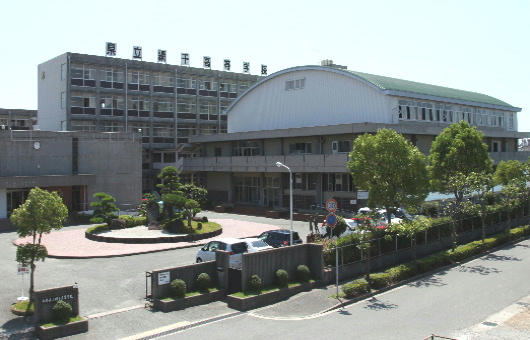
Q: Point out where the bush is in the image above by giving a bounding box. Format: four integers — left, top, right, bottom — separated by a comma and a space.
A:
416, 252, 450, 273
325, 216, 347, 237
109, 218, 126, 230
86, 224, 109, 234
197, 222, 203, 230
342, 279, 369, 298
52, 300, 72, 323
164, 218, 186, 234
421, 201, 439, 217
119, 215, 147, 228
168, 279, 187, 298
202, 216, 209, 223
296, 265, 311, 282
248, 274, 262, 293
196, 273, 211, 292
275, 269, 289, 287
369, 273, 390, 289
385, 263, 417, 283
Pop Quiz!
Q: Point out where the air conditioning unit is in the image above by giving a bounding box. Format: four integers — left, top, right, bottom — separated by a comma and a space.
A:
331, 141, 338, 154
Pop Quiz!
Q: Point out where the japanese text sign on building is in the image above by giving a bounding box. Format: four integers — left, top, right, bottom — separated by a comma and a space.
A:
243, 62, 250, 73
261, 64, 267, 76
203, 56, 211, 69
224, 59, 231, 71
181, 53, 190, 66
106, 42, 117, 56
157, 49, 167, 63
133, 46, 142, 60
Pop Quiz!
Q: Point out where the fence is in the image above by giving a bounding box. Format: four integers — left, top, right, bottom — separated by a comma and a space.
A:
323, 210, 529, 282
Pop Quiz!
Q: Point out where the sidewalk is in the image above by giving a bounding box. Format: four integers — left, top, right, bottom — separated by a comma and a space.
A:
12, 219, 280, 258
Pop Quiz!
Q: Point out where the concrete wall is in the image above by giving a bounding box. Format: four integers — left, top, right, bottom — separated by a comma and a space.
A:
150, 261, 218, 299
228, 69, 394, 133
38, 53, 68, 131
264, 139, 282, 155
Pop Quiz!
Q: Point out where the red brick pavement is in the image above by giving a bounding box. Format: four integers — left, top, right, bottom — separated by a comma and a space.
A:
13, 219, 280, 258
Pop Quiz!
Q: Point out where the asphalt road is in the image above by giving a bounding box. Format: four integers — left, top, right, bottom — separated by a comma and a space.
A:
0, 211, 312, 335
161, 238, 530, 340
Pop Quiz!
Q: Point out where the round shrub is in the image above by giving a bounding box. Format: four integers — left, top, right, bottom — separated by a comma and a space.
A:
202, 216, 209, 223
168, 279, 187, 298
52, 300, 72, 323
275, 269, 289, 287
342, 279, 369, 298
196, 273, 211, 291
296, 265, 310, 282
248, 274, 262, 293
197, 222, 203, 230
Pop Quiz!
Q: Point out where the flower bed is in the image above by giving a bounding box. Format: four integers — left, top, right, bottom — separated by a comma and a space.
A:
153, 288, 225, 312
36, 316, 88, 340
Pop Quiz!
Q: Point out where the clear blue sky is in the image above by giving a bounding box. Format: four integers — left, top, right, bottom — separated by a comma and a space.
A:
2, 0, 529, 131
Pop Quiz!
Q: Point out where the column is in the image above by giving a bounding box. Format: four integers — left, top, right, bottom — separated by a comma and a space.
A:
0, 189, 7, 219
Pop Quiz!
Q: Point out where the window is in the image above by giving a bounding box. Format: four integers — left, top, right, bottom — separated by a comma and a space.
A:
60, 92, 66, 109
70, 120, 96, 131
219, 83, 228, 92
234, 176, 261, 203
322, 173, 353, 192
214, 147, 222, 157
338, 141, 351, 153
294, 174, 317, 190
152, 153, 162, 162
101, 121, 124, 132
285, 78, 305, 91
289, 142, 312, 154
233, 141, 261, 156
153, 100, 174, 112
163, 152, 176, 163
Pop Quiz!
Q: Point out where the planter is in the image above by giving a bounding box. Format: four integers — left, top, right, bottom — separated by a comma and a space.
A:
85, 227, 222, 244
36, 317, 88, 340
214, 206, 226, 213
153, 289, 225, 312
226, 281, 316, 311
265, 211, 281, 219
10, 305, 34, 317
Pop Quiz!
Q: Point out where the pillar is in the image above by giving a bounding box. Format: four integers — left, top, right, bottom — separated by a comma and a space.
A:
0, 189, 6, 219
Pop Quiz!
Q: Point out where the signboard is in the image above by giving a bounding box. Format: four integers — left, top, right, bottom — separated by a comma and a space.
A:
157, 49, 167, 63
158, 271, 170, 285
203, 56, 211, 69
261, 64, 267, 75
33, 285, 79, 323
132, 46, 142, 60
357, 191, 369, 199
243, 61, 250, 73
350, 199, 357, 205
105, 42, 117, 56
224, 59, 231, 71
17, 264, 29, 275
326, 213, 337, 228
325, 198, 338, 213
181, 53, 190, 66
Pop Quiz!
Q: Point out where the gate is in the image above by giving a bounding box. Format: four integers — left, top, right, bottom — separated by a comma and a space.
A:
228, 268, 242, 294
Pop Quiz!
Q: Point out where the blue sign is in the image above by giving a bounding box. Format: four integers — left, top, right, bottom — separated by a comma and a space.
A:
326, 213, 337, 228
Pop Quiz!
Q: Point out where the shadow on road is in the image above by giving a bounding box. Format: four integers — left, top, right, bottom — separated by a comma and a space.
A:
483, 253, 522, 262
1, 316, 34, 338
457, 264, 501, 275
407, 275, 447, 288
337, 309, 352, 316
363, 297, 398, 311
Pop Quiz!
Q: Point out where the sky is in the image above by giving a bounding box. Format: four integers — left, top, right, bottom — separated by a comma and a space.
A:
1, 0, 530, 131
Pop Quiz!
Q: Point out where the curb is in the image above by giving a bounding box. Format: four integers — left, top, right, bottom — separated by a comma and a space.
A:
320, 234, 530, 314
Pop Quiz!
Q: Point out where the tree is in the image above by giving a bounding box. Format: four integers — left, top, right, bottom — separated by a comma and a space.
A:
494, 160, 527, 186
428, 121, 493, 250
180, 183, 208, 206
348, 129, 429, 224
157, 166, 184, 220
494, 160, 529, 226
90, 192, 119, 224
467, 172, 494, 242
10, 188, 68, 307
183, 199, 201, 226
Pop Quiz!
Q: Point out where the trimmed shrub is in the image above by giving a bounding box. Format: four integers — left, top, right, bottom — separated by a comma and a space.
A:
385, 263, 417, 283
296, 265, 311, 282
248, 274, 262, 293
196, 273, 211, 292
168, 279, 187, 298
421, 201, 439, 217
119, 215, 147, 228
165, 218, 186, 234
197, 222, 203, 230
202, 216, 209, 223
275, 269, 289, 287
369, 273, 390, 289
52, 300, 72, 323
342, 279, 369, 298
416, 252, 450, 273
109, 218, 126, 230
86, 224, 109, 234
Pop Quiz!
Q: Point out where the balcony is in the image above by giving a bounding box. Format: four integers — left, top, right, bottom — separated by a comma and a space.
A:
490, 151, 530, 164
182, 154, 350, 173
152, 158, 184, 171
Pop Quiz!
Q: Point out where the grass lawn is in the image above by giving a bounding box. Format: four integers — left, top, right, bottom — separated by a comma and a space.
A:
161, 288, 219, 301
12, 300, 34, 312
42, 315, 83, 328
185, 221, 221, 234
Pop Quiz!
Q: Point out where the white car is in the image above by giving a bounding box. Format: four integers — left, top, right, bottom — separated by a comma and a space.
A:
196, 237, 272, 269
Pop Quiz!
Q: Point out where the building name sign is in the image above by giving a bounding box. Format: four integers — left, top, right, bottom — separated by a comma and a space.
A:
104, 42, 267, 75
41, 294, 74, 304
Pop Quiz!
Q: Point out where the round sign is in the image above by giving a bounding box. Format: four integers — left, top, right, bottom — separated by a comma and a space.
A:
325, 198, 338, 213
326, 213, 337, 228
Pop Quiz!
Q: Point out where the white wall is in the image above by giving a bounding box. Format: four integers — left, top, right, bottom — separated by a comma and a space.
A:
38, 54, 67, 131
0, 189, 6, 219
228, 69, 394, 133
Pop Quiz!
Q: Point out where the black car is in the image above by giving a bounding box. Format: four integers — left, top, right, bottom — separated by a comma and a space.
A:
258, 229, 303, 248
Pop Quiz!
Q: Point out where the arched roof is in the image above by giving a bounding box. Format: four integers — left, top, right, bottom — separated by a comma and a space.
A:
227, 66, 520, 113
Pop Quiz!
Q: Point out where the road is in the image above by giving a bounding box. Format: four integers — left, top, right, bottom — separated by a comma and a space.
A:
160, 239, 530, 340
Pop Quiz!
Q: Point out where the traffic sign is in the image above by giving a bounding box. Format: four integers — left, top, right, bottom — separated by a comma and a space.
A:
17, 264, 29, 275
325, 198, 338, 213
326, 213, 337, 228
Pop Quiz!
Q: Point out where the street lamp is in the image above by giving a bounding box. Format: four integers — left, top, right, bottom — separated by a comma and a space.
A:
276, 161, 293, 246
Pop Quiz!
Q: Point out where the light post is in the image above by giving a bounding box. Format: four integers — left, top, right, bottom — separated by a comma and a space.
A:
275, 161, 293, 246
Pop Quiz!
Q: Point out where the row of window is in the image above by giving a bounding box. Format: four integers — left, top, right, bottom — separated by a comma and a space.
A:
398, 100, 514, 130
230, 140, 352, 157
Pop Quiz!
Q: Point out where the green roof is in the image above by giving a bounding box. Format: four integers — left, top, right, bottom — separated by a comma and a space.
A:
346, 70, 514, 108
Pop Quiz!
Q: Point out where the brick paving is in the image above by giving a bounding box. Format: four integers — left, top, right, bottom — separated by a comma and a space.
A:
12, 219, 280, 258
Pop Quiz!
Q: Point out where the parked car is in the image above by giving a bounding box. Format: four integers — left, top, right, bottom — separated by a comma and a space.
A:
195, 237, 272, 269
258, 229, 303, 247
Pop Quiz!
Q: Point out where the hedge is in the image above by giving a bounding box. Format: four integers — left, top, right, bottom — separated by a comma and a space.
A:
86, 224, 109, 234
118, 215, 147, 228
341, 225, 530, 299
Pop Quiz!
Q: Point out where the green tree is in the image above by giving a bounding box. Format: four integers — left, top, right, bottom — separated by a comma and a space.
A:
90, 192, 119, 224
180, 183, 208, 205
348, 129, 429, 224
157, 166, 182, 195
494, 160, 527, 186
183, 199, 201, 226
428, 121, 493, 250
494, 160, 529, 225
10, 188, 68, 307
466, 172, 494, 242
